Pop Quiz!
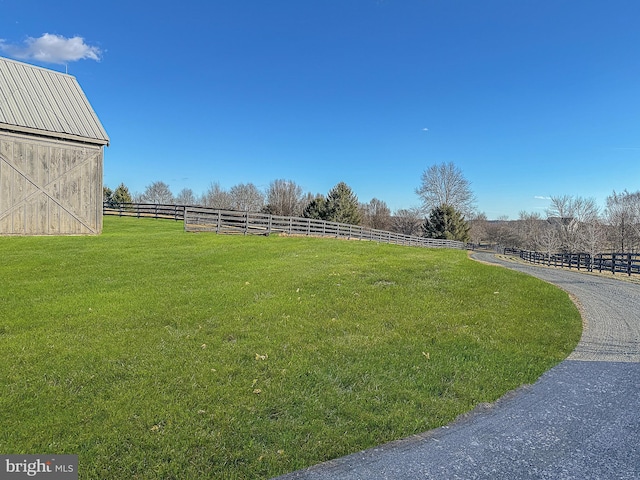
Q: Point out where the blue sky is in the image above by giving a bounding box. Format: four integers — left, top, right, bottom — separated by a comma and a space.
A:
2, 0, 640, 219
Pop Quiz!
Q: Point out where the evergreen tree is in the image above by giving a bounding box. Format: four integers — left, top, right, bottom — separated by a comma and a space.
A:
324, 182, 361, 225
423, 204, 470, 242
104, 183, 132, 207
302, 195, 327, 220
112, 183, 132, 205
103, 186, 114, 206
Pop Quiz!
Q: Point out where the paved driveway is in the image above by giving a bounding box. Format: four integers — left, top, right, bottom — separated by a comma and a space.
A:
275, 252, 640, 479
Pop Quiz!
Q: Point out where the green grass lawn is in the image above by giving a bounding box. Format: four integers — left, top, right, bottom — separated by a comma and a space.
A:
0, 216, 581, 479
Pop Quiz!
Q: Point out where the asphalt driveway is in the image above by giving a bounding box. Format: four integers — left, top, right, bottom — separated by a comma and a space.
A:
274, 252, 640, 479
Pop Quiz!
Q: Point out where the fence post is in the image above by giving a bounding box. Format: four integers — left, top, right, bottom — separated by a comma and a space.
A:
216, 211, 221, 234
183, 207, 188, 232
493, 246, 637, 278
611, 253, 616, 274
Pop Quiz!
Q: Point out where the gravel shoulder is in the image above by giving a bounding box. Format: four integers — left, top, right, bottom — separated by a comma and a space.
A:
473, 252, 640, 363
274, 252, 640, 479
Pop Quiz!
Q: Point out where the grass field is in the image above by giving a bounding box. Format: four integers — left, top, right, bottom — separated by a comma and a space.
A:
0, 216, 582, 479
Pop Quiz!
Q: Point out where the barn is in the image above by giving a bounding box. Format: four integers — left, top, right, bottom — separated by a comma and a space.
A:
0, 56, 109, 235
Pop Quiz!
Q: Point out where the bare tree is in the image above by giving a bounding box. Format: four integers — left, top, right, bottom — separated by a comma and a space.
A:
360, 198, 392, 230
229, 183, 265, 212
547, 195, 599, 252
468, 212, 488, 245
391, 207, 423, 236
582, 217, 607, 270
140, 181, 174, 204
203, 182, 232, 209
605, 190, 640, 252
517, 211, 544, 250
547, 195, 572, 219
632, 194, 640, 251
416, 162, 475, 217
484, 216, 519, 248
264, 179, 304, 216
537, 223, 562, 265
175, 188, 197, 206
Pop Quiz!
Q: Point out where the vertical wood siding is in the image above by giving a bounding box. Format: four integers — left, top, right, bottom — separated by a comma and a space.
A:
0, 132, 103, 235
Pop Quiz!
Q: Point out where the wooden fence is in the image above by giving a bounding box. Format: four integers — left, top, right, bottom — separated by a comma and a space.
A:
103, 202, 464, 250
504, 248, 640, 276
103, 202, 186, 221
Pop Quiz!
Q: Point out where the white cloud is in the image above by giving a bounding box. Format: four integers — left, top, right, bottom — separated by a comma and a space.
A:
0, 33, 101, 64
534, 195, 551, 200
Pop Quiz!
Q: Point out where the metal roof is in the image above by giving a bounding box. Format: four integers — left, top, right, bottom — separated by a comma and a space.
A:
0, 56, 109, 146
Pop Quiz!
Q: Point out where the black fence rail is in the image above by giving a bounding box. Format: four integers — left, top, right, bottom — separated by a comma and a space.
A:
504, 248, 640, 276
102, 202, 464, 249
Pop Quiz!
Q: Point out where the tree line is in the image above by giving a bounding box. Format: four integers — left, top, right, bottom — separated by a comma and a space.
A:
469, 191, 640, 254
104, 176, 468, 241
412, 162, 640, 253
104, 180, 399, 232
104, 161, 640, 252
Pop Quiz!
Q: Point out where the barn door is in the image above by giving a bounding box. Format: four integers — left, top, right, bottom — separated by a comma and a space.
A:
0, 134, 102, 235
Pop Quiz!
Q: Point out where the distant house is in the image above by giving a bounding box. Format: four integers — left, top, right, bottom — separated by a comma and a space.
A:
0, 56, 109, 235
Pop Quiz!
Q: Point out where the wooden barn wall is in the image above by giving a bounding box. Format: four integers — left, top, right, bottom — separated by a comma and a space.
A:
0, 131, 103, 235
